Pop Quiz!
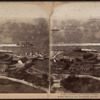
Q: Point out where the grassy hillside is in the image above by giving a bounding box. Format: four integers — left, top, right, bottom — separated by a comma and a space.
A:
0, 79, 46, 93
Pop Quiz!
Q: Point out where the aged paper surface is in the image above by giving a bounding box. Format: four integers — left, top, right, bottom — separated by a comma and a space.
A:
0, 2, 49, 99
50, 1, 100, 99
0, 1, 100, 99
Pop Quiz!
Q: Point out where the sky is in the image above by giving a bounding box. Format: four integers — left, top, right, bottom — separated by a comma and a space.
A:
50, 2, 100, 44
0, 2, 48, 20
51, 2, 100, 22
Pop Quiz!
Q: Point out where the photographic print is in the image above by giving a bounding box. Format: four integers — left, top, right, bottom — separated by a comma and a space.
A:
1, 1, 100, 99
0, 3, 49, 93
50, 2, 100, 93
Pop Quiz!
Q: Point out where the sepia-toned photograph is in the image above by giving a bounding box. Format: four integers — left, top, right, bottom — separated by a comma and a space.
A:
1, 1, 100, 99
0, 3, 49, 93
50, 2, 100, 93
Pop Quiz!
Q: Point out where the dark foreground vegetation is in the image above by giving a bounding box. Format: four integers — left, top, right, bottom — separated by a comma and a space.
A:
61, 76, 100, 93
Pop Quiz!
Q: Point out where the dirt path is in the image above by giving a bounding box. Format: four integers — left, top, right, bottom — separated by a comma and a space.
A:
62, 74, 100, 81
76, 74, 100, 81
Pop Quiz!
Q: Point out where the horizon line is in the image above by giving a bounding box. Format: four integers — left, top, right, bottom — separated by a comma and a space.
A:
51, 43, 100, 46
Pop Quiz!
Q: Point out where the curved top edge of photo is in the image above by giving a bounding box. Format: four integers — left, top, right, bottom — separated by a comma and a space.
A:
0, 2, 49, 21
51, 2, 100, 22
